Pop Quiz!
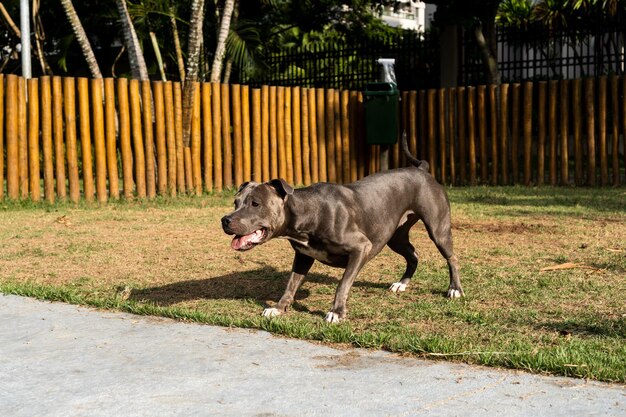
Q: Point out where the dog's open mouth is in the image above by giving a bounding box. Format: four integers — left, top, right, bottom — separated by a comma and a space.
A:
231, 228, 267, 251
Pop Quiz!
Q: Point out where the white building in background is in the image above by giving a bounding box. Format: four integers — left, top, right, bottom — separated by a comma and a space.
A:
375, 1, 436, 32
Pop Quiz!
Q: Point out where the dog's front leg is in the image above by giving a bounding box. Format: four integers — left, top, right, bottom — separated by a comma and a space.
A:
262, 252, 314, 318
325, 242, 371, 323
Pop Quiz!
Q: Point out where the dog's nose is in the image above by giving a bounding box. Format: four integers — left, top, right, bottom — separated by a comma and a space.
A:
221, 216, 231, 229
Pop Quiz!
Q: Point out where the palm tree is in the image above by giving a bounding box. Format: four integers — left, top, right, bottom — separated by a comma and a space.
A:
116, 0, 149, 80
182, 0, 205, 147
210, 0, 236, 82
59, 0, 102, 78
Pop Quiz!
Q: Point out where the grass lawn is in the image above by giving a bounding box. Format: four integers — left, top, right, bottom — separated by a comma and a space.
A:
0, 186, 624, 382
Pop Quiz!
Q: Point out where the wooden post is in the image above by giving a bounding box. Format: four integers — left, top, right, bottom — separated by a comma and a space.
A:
269, 86, 278, 179
333, 90, 342, 181
448, 87, 457, 185
300, 88, 311, 185
537, 82, 547, 186
292, 87, 303, 185
211, 82, 222, 192
190, 82, 202, 195
341, 90, 350, 183
325, 89, 337, 183
117, 78, 134, 198
457, 87, 466, 184
18, 77, 28, 198
548, 80, 558, 186
252, 88, 262, 183
64, 77, 80, 202
0, 75, 3, 200
52, 76, 66, 200
242, 85, 252, 182
572, 79, 583, 186
221, 83, 232, 189
174, 82, 186, 192
477, 85, 487, 183
409, 91, 418, 160
510, 84, 520, 184
488, 84, 498, 185
6, 75, 19, 199
349, 91, 358, 182
41, 76, 55, 203
523, 81, 533, 186
418, 90, 427, 161
91, 78, 108, 202
277, 87, 287, 180
585, 78, 596, 186
104, 78, 120, 199
129, 79, 147, 198
499, 83, 509, 185
623, 75, 626, 185
559, 80, 569, 185
252, 88, 263, 182
437, 89, 447, 184
201, 82, 214, 191
232, 84, 243, 187
261, 86, 270, 182
316, 88, 327, 182
284, 87, 294, 184
251, 88, 262, 183
153, 81, 168, 195
164, 81, 178, 195
78, 78, 95, 202
598, 76, 608, 186
142, 80, 156, 198
466, 86, 476, 185
610, 74, 619, 185
308, 88, 319, 183
27, 79, 41, 201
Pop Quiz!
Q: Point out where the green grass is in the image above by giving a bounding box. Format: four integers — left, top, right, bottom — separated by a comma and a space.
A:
0, 186, 625, 383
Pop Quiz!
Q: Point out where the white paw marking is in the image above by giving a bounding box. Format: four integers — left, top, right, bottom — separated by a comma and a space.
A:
262, 308, 281, 318
389, 282, 407, 293
447, 289, 463, 299
324, 312, 342, 323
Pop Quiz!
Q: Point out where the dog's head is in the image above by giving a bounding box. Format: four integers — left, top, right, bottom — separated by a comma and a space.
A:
221, 179, 293, 251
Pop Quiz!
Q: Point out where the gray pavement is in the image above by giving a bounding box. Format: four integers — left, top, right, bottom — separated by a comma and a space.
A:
1, 294, 624, 417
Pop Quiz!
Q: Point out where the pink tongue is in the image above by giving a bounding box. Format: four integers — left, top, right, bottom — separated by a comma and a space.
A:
231, 230, 262, 250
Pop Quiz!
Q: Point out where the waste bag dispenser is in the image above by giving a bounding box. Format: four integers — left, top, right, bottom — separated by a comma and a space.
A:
364, 81, 399, 146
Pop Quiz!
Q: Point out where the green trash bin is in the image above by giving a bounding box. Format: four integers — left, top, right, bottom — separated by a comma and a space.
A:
364, 82, 399, 145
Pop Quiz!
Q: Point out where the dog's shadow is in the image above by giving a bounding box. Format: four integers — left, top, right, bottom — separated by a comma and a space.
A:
130, 266, 390, 308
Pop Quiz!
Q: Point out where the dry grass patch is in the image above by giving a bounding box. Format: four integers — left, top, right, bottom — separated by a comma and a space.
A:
1, 187, 624, 382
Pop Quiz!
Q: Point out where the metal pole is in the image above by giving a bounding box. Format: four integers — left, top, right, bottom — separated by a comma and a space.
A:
20, 0, 32, 78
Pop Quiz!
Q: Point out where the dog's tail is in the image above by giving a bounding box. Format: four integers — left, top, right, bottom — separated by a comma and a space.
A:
401, 131, 429, 172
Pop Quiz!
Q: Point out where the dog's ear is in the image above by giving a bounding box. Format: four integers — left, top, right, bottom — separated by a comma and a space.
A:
269, 178, 294, 199
236, 181, 257, 195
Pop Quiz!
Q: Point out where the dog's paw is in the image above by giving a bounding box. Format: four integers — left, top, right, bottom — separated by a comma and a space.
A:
262, 308, 282, 318
389, 282, 407, 293
446, 288, 463, 299
324, 312, 342, 323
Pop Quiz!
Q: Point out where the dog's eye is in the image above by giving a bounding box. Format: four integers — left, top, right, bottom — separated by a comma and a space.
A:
251, 201, 260, 207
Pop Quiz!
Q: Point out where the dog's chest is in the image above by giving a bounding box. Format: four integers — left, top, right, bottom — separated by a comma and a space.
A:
285, 236, 347, 267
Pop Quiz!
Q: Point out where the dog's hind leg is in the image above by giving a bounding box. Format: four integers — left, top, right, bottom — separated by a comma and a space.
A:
263, 252, 314, 318
387, 217, 419, 293
422, 213, 464, 298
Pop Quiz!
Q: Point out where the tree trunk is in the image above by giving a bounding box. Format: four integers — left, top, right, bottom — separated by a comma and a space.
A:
474, 21, 500, 85
182, 0, 205, 147
59, 0, 102, 78
169, 7, 185, 82
116, 0, 149, 80
210, 0, 235, 83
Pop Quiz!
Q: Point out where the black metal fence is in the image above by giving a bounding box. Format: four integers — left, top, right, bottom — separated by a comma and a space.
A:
462, 25, 625, 85
245, 31, 440, 91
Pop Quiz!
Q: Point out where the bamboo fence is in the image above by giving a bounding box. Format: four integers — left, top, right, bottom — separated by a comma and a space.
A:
0, 73, 625, 202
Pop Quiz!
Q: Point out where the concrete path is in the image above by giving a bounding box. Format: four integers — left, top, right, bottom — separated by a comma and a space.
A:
1, 294, 624, 417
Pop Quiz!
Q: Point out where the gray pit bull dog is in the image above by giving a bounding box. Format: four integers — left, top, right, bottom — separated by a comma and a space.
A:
221, 133, 463, 323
